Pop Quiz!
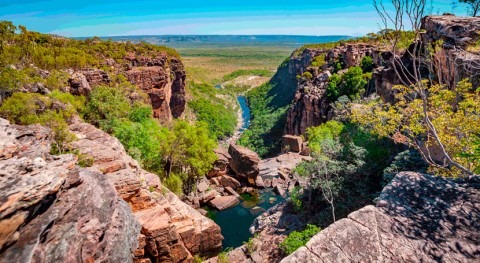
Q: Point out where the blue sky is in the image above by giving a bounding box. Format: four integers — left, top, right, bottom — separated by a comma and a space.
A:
0, 0, 466, 37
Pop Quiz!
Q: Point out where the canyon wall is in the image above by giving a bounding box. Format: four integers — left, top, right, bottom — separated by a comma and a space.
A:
0, 118, 222, 263
67, 52, 186, 122
281, 15, 480, 137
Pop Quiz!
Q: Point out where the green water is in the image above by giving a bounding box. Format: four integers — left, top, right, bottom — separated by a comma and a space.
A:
207, 189, 285, 249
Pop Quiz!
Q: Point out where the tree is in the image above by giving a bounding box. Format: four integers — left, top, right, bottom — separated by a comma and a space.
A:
459, 0, 480, 16
160, 120, 217, 194
373, 0, 478, 176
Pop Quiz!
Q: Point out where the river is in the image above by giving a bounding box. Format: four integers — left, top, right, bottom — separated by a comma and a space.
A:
207, 95, 285, 249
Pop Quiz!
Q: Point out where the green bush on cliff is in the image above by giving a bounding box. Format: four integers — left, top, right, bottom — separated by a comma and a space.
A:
280, 224, 320, 255
326, 66, 370, 101
0, 91, 85, 154
360, 56, 374, 73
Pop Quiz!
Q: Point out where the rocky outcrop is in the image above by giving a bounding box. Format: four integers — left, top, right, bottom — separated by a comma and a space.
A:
0, 119, 140, 263
69, 122, 223, 261
125, 55, 186, 122
228, 144, 260, 186
284, 44, 375, 136
281, 172, 480, 262
375, 15, 480, 102
281, 135, 303, 153
0, 119, 223, 263
65, 53, 186, 122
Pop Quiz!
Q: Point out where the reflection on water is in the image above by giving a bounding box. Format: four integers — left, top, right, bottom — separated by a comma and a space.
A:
207, 189, 284, 249
237, 96, 250, 131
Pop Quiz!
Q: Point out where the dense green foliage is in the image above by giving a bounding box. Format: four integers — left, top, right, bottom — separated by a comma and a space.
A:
238, 83, 288, 157
222, 69, 273, 82
187, 83, 237, 139
383, 150, 428, 184
295, 120, 396, 224
83, 86, 218, 194
326, 66, 370, 101
189, 98, 237, 139
0, 91, 84, 154
279, 224, 320, 255
360, 56, 374, 73
0, 20, 178, 73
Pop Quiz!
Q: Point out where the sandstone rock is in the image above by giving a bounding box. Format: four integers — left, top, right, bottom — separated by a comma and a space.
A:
201, 190, 219, 204
274, 185, 286, 198
228, 144, 260, 185
81, 68, 111, 86
264, 179, 272, 188
209, 196, 240, 211
281, 172, 480, 263
68, 72, 91, 95
250, 206, 266, 216
125, 55, 186, 122
208, 147, 231, 178
278, 170, 289, 181
281, 135, 303, 153
217, 175, 241, 189
255, 176, 265, 189
197, 181, 209, 192
0, 119, 140, 263
68, 122, 223, 260
224, 186, 240, 198
197, 208, 208, 217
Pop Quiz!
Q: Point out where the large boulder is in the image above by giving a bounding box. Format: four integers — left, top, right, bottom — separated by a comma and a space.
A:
281, 172, 480, 263
209, 196, 240, 211
0, 119, 140, 263
68, 72, 91, 95
228, 144, 260, 186
281, 135, 303, 153
208, 147, 231, 178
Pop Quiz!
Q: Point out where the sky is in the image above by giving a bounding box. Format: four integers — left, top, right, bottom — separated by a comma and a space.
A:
0, 0, 467, 37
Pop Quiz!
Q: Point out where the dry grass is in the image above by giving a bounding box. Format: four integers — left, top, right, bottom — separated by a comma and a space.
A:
177, 46, 292, 84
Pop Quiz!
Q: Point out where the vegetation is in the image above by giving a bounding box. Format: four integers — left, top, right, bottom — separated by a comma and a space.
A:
0, 21, 178, 73
238, 83, 288, 157
326, 66, 370, 102
222, 69, 273, 82
352, 79, 480, 176
279, 224, 320, 255
294, 120, 396, 224
188, 97, 237, 139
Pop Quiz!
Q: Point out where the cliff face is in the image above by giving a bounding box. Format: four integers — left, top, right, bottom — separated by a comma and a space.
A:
282, 15, 480, 137
283, 44, 375, 136
0, 118, 222, 263
66, 52, 186, 123
281, 172, 480, 262
124, 54, 186, 121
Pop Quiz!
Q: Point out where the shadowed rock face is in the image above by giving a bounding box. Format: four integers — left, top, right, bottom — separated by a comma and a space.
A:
0, 119, 223, 263
0, 119, 140, 263
281, 172, 480, 263
66, 53, 186, 122
283, 44, 375, 136
228, 144, 260, 186
125, 55, 186, 122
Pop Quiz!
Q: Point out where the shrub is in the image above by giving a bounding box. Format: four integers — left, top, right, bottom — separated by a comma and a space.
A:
83, 86, 131, 129
280, 224, 320, 255
360, 56, 374, 73
301, 71, 313, 80
163, 173, 184, 196
306, 120, 345, 153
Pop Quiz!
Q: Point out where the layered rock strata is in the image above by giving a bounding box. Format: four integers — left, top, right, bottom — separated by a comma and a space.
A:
281, 172, 480, 262
0, 119, 223, 263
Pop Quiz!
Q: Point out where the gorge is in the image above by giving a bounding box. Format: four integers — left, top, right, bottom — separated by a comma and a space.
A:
0, 5, 480, 263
